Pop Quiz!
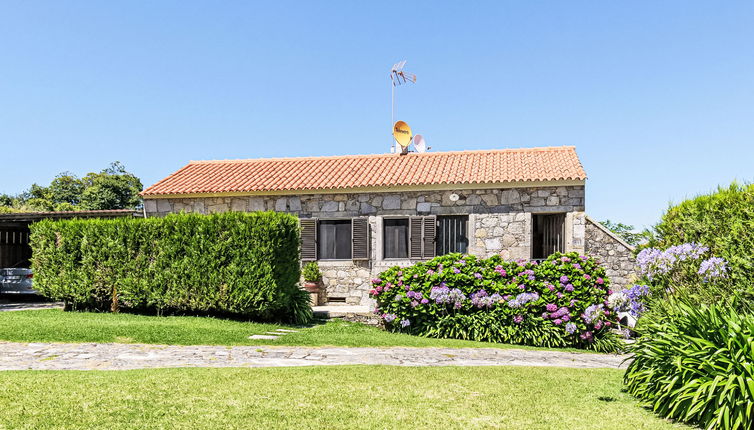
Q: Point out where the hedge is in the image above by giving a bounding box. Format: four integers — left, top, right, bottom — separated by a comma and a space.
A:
29, 211, 308, 322
370, 252, 622, 352
654, 182, 754, 303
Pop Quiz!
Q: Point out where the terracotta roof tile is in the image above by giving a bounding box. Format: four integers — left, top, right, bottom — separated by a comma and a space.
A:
141, 146, 586, 196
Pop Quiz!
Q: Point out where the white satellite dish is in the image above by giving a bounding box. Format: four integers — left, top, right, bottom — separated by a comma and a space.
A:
414, 134, 427, 153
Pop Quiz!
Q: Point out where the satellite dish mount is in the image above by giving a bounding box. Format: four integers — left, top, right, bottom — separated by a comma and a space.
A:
390, 60, 416, 153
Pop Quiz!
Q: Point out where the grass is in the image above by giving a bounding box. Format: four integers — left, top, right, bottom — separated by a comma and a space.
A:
0, 309, 599, 352
0, 366, 687, 429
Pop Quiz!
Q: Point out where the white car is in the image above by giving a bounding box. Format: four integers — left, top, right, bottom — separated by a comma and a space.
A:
0, 267, 36, 294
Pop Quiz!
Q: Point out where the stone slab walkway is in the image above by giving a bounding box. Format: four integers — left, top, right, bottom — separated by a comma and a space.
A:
0, 341, 629, 371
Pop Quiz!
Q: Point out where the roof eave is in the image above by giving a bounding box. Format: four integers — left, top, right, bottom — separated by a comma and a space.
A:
141, 178, 586, 199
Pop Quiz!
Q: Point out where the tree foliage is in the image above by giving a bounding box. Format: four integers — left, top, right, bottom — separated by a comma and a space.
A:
0, 162, 142, 212
599, 219, 651, 246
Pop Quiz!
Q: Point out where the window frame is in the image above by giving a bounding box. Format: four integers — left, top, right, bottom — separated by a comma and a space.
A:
531, 212, 566, 260
435, 214, 469, 256
317, 218, 353, 261
382, 216, 410, 260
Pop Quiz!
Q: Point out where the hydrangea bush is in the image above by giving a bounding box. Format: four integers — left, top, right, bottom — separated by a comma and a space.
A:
370, 252, 621, 351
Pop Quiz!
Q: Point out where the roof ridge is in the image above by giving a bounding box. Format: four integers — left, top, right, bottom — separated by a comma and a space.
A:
188, 146, 577, 164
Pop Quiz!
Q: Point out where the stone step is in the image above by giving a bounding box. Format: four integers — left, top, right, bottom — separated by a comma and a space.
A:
312, 305, 380, 326
248, 335, 279, 340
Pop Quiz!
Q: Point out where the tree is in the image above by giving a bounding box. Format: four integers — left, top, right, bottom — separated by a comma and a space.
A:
599, 219, 651, 247
0, 162, 143, 212
79, 162, 143, 210
48, 172, 85, 206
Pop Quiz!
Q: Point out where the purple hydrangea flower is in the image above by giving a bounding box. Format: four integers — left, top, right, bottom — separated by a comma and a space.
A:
430, 285, 466, 307
400, 319, 410, 328
383, 313, 397, 323
470, 290, 503, 309
560, 275, 569, 283
546, 303, 558, 312
513, 315, 524, 324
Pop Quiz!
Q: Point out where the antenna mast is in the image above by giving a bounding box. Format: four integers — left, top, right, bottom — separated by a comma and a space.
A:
390, 60, 416, 153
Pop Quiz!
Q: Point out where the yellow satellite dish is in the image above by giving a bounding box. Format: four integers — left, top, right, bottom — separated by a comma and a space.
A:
392, 121, 413, 149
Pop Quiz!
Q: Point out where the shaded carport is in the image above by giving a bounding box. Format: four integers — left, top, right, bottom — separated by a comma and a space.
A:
0, 210, 141, 269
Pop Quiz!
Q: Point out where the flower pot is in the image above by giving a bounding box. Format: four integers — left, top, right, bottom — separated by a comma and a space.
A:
303, 281, 320, 293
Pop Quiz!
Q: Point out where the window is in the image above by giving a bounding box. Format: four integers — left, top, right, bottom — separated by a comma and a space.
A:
532, 213, 566, 259
300, 218, 369, 262
383, 218, 409, 259
318, 220, 352, 260
436, 215, 468, 255
383, 216, 436, 260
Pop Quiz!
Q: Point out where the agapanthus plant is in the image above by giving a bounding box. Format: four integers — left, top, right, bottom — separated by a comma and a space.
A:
634, 243, 728, 316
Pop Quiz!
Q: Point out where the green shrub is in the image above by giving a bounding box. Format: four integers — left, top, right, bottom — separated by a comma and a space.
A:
302, 262, 321, 282
370, 252, 621, 351
30, 211, 311, 323
624, 302, 754, 430
653, 182, 754, 303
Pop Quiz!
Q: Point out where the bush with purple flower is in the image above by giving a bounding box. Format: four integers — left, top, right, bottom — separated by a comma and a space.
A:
633, 243, 729, 317
369, 251, 619, 351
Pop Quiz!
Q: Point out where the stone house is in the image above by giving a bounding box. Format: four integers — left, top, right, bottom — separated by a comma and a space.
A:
142, 146, 636, 305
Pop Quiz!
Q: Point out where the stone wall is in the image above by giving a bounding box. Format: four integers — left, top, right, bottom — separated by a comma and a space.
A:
470, 213, 531, 259
585, 217, 638, 290
144, 185, 586, 305
144, 185, 585, 218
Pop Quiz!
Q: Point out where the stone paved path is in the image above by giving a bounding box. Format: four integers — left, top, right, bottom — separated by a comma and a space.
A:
0, 341, 629, 371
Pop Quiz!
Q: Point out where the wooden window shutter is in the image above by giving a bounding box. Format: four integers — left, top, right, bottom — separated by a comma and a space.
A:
409, 216, 424, 259
422, 215, 437, 259
300, 218, 317, 261
351, 217, 370, 261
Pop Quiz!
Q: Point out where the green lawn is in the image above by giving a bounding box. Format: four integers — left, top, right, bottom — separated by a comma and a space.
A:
0, 309, 597, 352
0, 366, 686, 429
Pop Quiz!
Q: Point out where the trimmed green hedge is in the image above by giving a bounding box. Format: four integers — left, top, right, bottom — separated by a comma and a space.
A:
655, 182, 754, 302
29, 212, 307, 322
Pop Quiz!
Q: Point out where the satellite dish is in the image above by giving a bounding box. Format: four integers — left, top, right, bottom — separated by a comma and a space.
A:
414, 134, 427, 153
392, 121, 412, 149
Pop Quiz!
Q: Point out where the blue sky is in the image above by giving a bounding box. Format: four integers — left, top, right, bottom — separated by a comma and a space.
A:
1, 1, 752, 228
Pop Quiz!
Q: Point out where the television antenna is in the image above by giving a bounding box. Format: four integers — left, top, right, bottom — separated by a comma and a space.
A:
390, 60, 416, 153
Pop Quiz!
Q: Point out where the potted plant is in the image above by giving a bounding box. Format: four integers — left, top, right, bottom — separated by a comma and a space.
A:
302, 262, 322, 293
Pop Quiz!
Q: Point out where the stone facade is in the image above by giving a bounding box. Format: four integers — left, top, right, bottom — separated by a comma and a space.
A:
143, 184, 624, 306
585, 217, 638, 289
144, 186, 586, 219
